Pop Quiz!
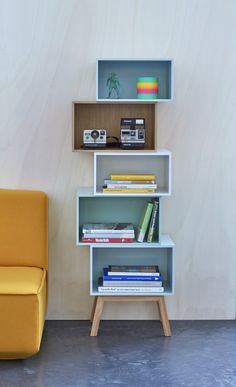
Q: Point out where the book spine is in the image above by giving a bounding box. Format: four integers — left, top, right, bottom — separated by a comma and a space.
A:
103, 281, 163, 287
107, 271, 160, 276
82, 228, 134, 234
137, 202, 154, 242
83, 233, 135, 238
102, 188, 155, 193
98, 286, 164, 293
81, 237, 134, 243
104, 180, 156, 184
104, 184, 157, 189
108, 265, 159, 272
111, 174, 156, 181
147, 200, 159, 243
103, 275, 162, 281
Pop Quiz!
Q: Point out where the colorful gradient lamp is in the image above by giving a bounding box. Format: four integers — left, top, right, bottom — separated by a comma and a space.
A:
136, 77, 159, 99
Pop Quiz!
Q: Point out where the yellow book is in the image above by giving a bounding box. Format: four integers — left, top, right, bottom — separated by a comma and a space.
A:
111, 174, 156, 181
102, 188, 155, 193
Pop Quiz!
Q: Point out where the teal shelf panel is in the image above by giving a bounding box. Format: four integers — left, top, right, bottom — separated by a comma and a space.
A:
76, 195, 161, 245
90, 244, 175, 296
96, 59, 173, 101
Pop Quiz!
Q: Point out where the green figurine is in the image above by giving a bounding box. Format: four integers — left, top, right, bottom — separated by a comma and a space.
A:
106, 72, 120, 99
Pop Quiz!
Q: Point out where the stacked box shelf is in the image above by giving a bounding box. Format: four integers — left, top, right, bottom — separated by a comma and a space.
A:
94, 151, 171, 196
90, 236, 175, 296
76, 188, 162, 245
72, 101, 157, 152
96, 59, 173, 101
75, 58, 175, 335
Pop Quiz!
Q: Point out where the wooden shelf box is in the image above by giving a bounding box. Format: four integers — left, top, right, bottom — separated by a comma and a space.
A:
72, 101, 157, 152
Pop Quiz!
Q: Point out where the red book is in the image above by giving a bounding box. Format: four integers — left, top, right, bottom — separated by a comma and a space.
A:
81, 237, 134, 243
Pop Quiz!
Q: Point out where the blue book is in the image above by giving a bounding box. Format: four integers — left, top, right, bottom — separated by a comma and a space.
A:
103, 268, 162, 281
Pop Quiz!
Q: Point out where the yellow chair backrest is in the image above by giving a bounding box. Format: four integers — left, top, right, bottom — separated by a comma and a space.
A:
0, 189, 48, 269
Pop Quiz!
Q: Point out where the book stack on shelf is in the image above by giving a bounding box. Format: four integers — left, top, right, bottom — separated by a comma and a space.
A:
98, 265, 163, 293
102, 174, 157, 193
137, 199, 159, 243
81, 223, 135, 243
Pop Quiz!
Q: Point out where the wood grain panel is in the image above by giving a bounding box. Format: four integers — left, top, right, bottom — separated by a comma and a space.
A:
73, 102, 156, 151
1, 0, 236, 320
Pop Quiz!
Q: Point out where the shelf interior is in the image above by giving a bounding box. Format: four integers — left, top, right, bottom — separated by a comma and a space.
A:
73, 102, 156, 151
77, 196, 160, 243
97, 60, 172, 100
91, 246, 174, 295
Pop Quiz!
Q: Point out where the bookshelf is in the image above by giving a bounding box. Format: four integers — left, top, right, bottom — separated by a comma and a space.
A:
76, 189, 162, 245
89, 236, 175, 296
93, 151, 171, 196
72, 101, 157, 152
96, 59, 173, 101
75, 58, 174, 336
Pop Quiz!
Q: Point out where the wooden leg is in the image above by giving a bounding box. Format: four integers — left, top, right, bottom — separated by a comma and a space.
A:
90, 296, 104, 336
156, 300, 162, 323
90, 297, 98, 323
158, 297, 171, 337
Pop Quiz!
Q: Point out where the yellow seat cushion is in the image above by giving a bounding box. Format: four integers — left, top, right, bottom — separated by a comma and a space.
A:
0, 267, 47, 359
0, 266, 46, 294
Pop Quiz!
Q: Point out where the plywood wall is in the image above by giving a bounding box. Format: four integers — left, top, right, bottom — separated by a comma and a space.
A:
1, 0, 236, 319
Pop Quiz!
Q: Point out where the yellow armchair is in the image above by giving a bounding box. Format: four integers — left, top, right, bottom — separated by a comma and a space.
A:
0, 189, 48, 359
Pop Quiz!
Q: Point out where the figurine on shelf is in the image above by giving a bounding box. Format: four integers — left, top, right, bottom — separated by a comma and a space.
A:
106, 72, 120, 99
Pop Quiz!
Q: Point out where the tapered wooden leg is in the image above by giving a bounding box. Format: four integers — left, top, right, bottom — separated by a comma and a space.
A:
158, 297, 171, 337
90, 296, 104, 336
90, 297, 98, 323
156, 300, 162, 323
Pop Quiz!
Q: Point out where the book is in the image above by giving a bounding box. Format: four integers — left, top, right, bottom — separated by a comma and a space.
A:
137, 202, 154, 242
103, 275, 162, 281
98, 286, 164, 293
108, 265, 160, 273
104, 179, 156, 185
110, 174, 156, 181
103, 280, 163, 287
81, 237, 134, 243
82, 232, 135, 238
147, 199, 159, 243
103, 269, 161, 281
104, 184, 157, 190
82, 223, 134, 234
103, 183, 157, 189
102, 188, 155, 193
107, 271, 161, 276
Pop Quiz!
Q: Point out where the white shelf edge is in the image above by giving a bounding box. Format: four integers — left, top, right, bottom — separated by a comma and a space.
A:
96, 98, 173, 104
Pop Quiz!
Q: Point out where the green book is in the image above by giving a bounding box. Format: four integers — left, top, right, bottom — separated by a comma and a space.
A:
137, 202, 154, 242
147, 199, 159, 243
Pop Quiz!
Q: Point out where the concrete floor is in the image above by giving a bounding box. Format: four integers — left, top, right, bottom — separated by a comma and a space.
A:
0, 320, 235, 387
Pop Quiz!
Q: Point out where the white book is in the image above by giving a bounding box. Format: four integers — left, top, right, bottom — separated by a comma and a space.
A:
83, 233, 135, 238
103, 281, 163, 287
105, 184, 157, 189
98, 286, 164, 293
82, 223, 134, 234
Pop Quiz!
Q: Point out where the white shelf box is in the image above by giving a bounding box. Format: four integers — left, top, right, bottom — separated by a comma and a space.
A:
76, 188, 162, 245
89, 235, 175, 296
96, 59, 173, 102
94, 150, 171, 196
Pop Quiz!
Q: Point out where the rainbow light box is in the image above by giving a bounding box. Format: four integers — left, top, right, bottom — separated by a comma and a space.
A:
136, 77, 159, 99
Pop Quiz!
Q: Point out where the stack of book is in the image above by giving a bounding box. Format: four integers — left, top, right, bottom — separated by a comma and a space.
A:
102, 174, 157, 193
137, 199, 159, 242
81, 223, 135, 243
98, 265, 164, 293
